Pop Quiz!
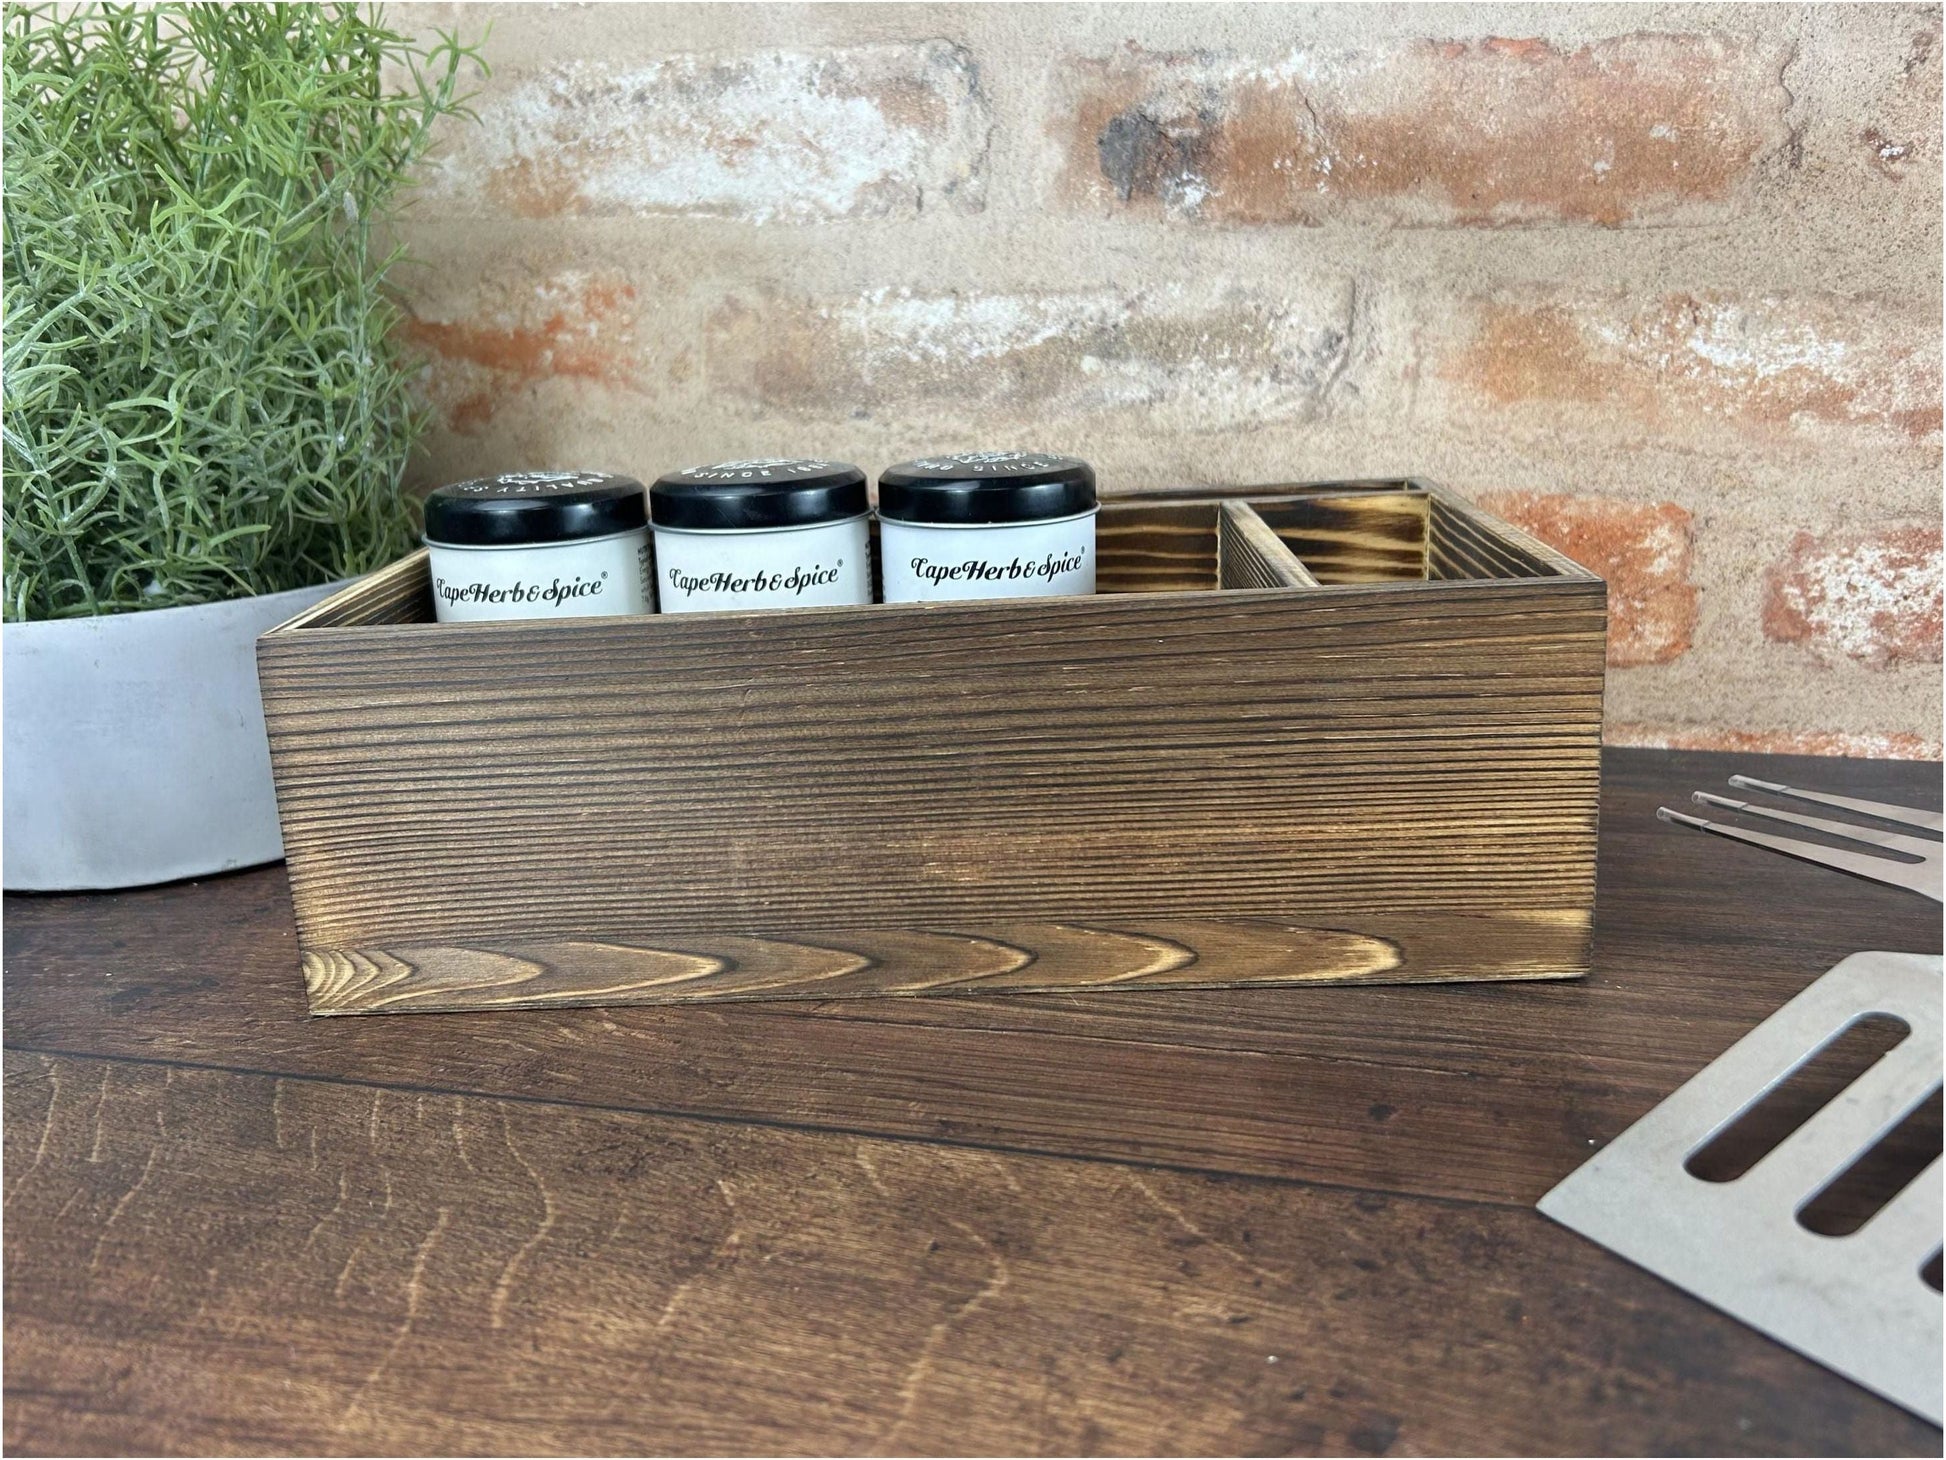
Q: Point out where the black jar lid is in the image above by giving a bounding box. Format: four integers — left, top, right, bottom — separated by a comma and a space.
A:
423, 471, 647, 547
651, 459, 869, 531
877, 452, 1097, 525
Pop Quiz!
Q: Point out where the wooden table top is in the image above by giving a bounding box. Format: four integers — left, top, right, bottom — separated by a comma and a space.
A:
5, 747, 1940, 1457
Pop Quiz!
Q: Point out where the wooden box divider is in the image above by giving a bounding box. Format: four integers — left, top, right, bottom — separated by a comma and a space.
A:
258, 479, 1608, 1017
1217, 502, 1321, 590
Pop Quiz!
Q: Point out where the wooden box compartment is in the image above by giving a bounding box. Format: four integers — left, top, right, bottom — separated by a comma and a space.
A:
259, 480, 1606, 1016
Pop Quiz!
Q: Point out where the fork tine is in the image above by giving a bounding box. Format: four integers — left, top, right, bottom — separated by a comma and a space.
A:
1656, 806, 1931, 890
1726, 776, 1943, 835
1690, 792, 1938, 856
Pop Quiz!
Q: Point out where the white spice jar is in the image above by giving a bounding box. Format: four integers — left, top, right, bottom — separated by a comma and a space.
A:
423, 471, 652, 623
876, 452, 1097, 604
650, 459, 872, 614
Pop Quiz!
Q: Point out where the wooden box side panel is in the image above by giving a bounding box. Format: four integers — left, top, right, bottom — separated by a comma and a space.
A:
275, 550, 434, 629
1248, 492, 1431, 583
1096, 501, 1221, 592
261, 579, 1606, 1015
1424, 489, 1595, 584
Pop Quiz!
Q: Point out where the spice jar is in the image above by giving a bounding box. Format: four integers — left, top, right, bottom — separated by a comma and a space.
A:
423, 471, 652, 623
876, 452, 1097, 603
650, 459, 872, 614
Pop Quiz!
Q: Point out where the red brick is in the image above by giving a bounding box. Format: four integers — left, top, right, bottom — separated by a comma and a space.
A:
402, 271, 643, 434
1059, 35, 1787, 227
428, 43, 988, 221
1444, 292, 1943, 440
1762, 525, 1943, 668
1606, 724, 1943, 760
1476, 493, 1696, 667
705, 284, 1358, 427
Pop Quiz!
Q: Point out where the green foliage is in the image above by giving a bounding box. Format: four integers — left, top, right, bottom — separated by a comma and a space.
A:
2, 4, 480, 620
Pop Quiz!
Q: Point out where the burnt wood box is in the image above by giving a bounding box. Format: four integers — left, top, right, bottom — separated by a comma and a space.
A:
258, 480, 1607, 1016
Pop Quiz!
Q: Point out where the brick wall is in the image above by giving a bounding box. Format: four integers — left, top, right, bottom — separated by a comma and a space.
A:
395, 2, 1943, 757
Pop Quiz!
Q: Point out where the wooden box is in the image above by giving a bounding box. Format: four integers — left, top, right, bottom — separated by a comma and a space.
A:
258, 480, 1606, 1016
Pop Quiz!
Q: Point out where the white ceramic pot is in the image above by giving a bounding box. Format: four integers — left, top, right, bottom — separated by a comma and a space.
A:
2, 579, 346, 890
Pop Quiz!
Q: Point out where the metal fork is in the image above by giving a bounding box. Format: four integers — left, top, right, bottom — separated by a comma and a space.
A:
1658, 775, 1942, 902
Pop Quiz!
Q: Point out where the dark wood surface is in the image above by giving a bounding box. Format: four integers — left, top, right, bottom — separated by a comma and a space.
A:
5, 748, 1941, 1456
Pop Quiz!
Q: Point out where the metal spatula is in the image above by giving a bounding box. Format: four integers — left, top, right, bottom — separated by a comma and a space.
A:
1540, 951, 1943, 1424
1659, 776, 1942, 902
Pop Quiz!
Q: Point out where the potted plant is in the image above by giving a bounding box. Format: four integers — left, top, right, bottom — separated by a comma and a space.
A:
3, 4, 479, 889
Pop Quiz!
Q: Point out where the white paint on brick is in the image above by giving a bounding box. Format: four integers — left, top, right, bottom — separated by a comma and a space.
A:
803, 285, 1356, 426
847, 289, 1077, 364
1781, 538, 1943, 663
433, 43, 988, 221
1663, 303, 1852, 380
1564, 295, 1937, 428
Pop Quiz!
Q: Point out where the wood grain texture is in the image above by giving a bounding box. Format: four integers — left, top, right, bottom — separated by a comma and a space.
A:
276, 548, 435, 630
9, 752, 1934, 1209
1095, 499, 1221, 592
259, 481, 1606, 1016
1249, 491, 1432, 583
1425, 483, 1592, 582
1093, 486, 1444, 595
264, 580, 1607, 1007
1428, 494, 1564, 584
6, 869, 1609, 1205
1217, 502, 1321, 590
299, 909, 1589, 1016
8, 1049, 1934, 1458
5, 752, 1940, 1454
